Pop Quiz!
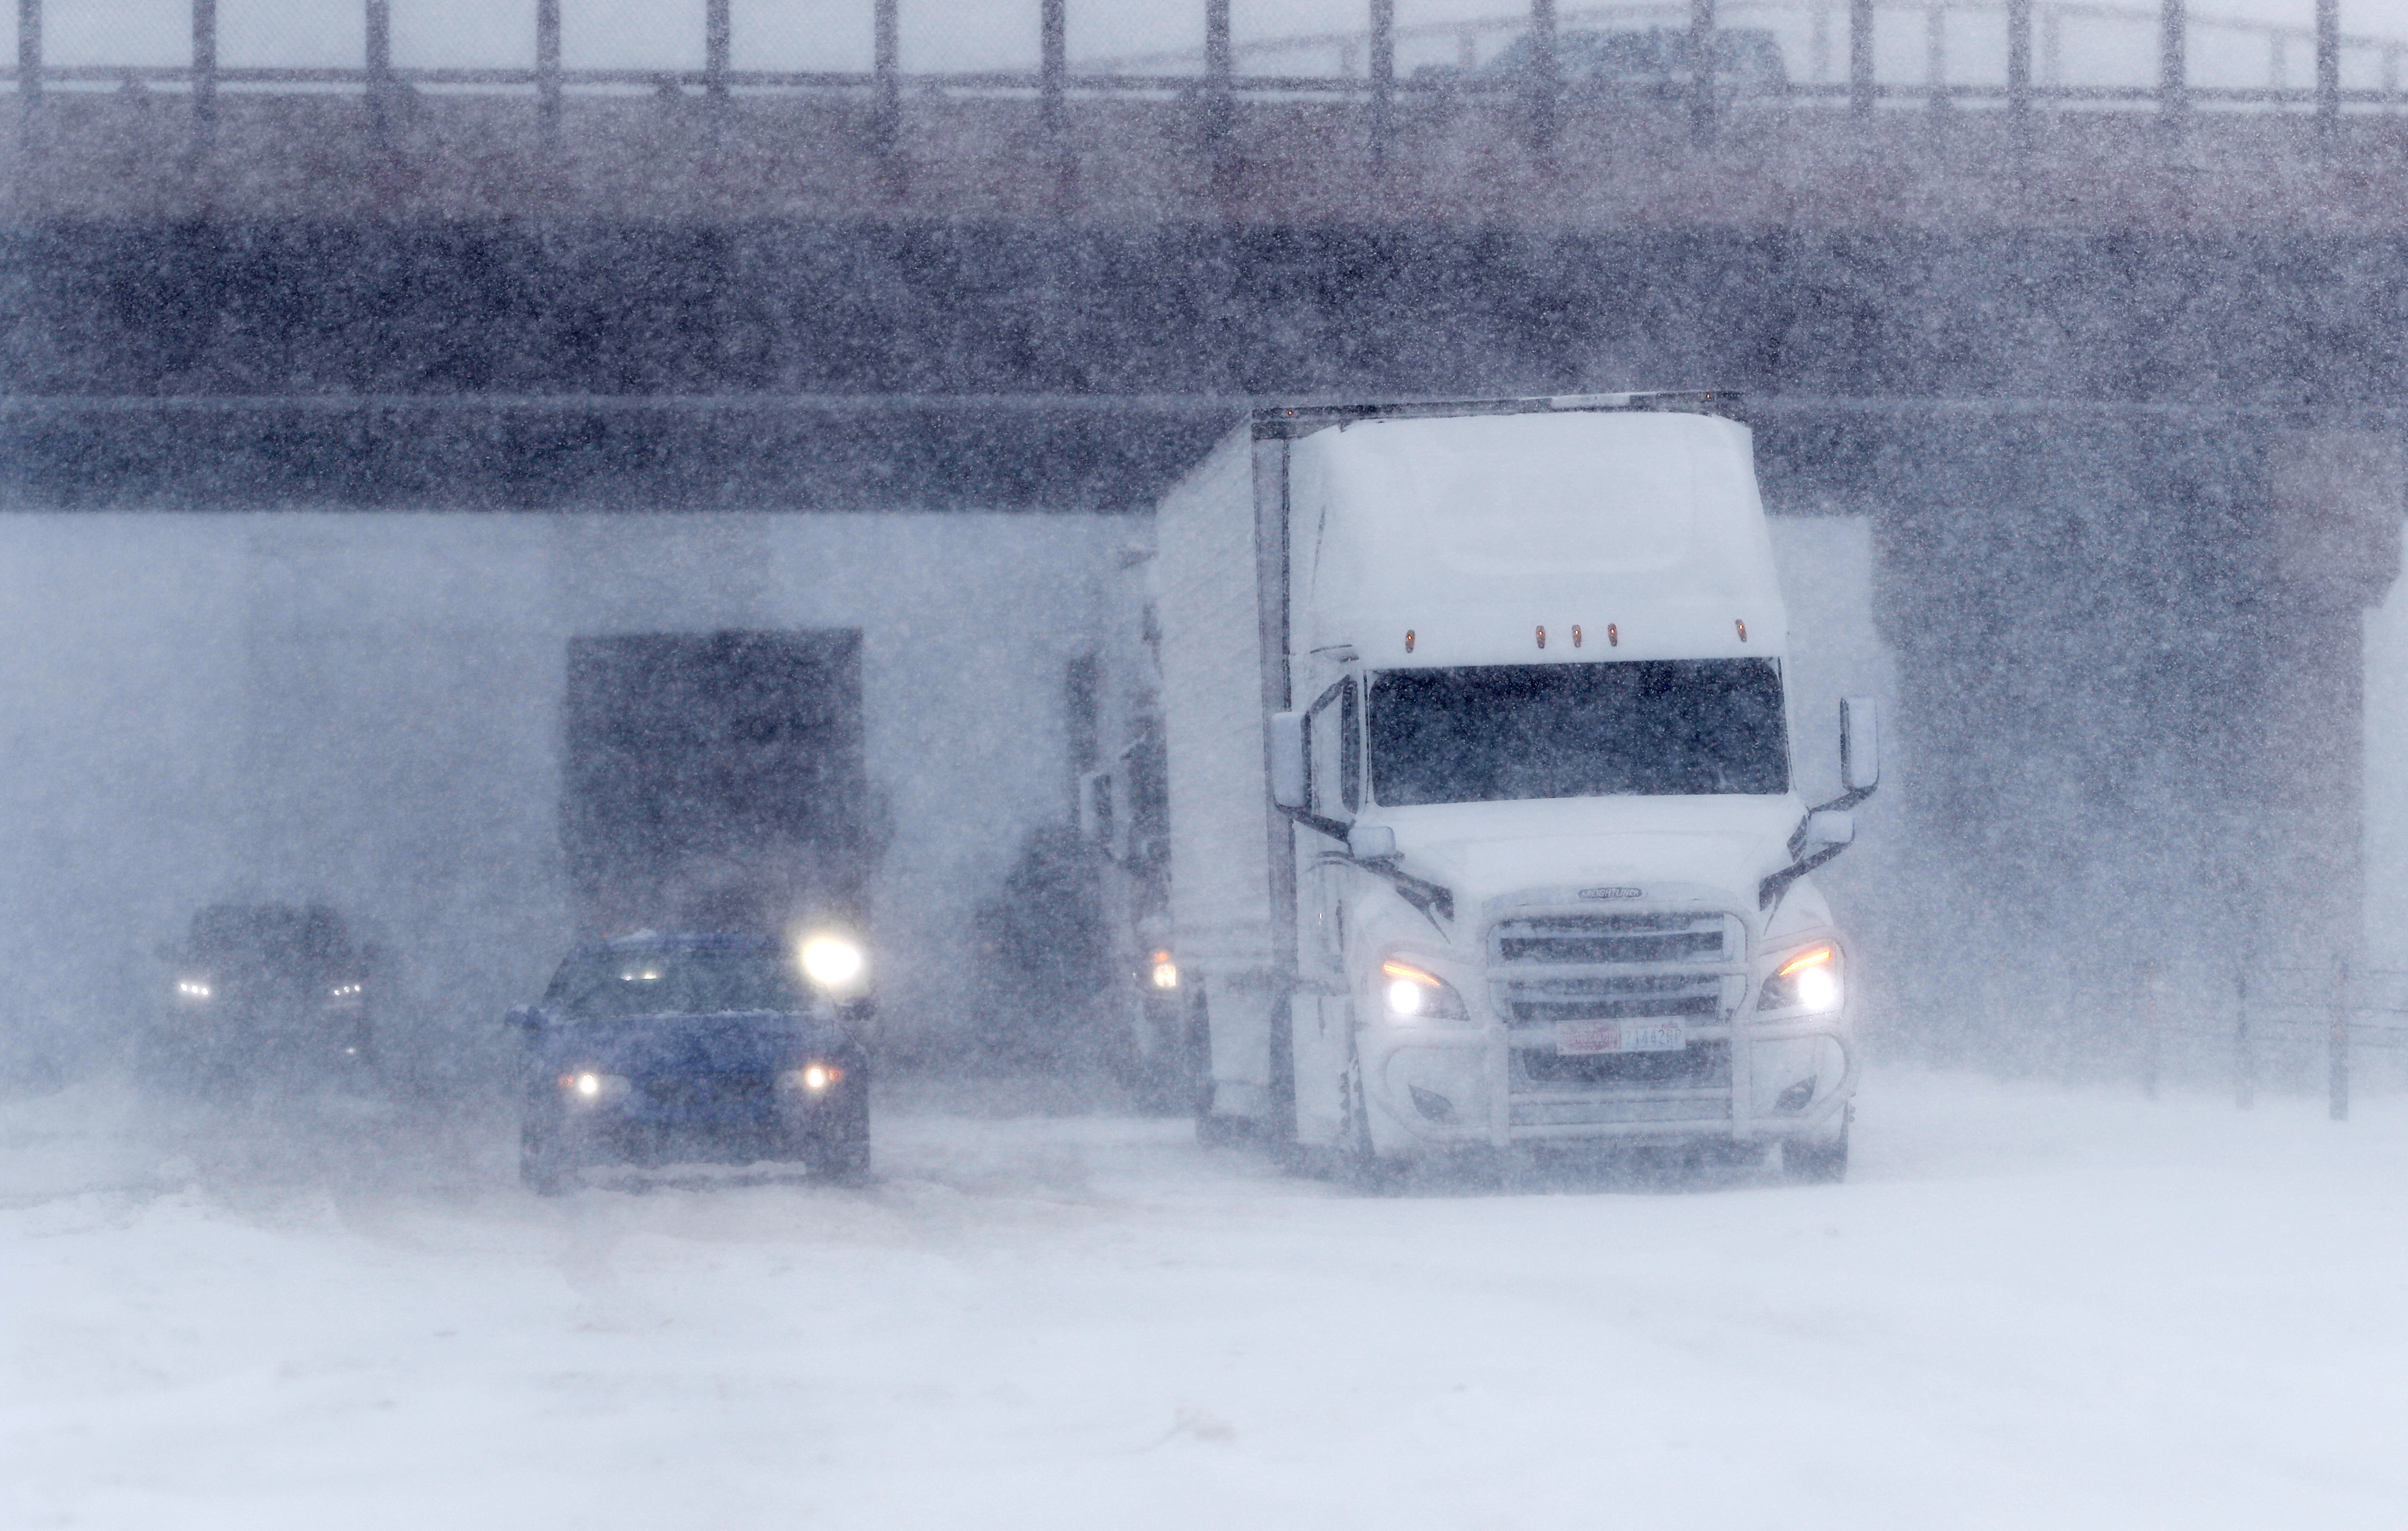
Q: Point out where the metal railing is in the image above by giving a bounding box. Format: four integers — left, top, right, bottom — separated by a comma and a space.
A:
0, 0, 2398, 117
2111, 959, 2408, 1120
3, 0, 2400, 155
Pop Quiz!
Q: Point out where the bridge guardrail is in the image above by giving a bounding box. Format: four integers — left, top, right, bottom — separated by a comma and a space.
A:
5, 0, 2408, 153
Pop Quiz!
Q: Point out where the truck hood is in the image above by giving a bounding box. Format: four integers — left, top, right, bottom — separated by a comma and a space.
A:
1381, 796, 1803, 920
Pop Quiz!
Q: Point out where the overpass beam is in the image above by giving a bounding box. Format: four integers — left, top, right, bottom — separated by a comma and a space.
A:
2007, 0, 2032, 129
2158, 0, 2188, 122
191, 0, 216, 151
537, 0, 561, 137
1689, 0, 1717, 146
1530, 0, 1558, 154
1042, 0, 1065, 135
1848, 0, 1873, 117
874, 0, 905, 194
1206, 0, 1236, 189
706, 0, 730, 101
2317, 0, 2340, 136
1370, 0, 1394, 161
17, 0, 39, 104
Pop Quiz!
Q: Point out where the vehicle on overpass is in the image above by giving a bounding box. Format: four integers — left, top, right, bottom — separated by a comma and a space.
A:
1420, 27, 1789, 104
149, 901, 380, 1093
1149, 394, 1878, 1184
508, 931, 871, 1194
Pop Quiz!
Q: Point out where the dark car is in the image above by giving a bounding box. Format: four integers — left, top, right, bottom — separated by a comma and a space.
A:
508, 932, 871, 1194
150, 902, 380, 1092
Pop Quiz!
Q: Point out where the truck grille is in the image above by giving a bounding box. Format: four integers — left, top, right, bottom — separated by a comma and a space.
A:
1489, 913, 1739, 1036
1489, 907, 1746, 1122
1518, 1040, 1731, 1089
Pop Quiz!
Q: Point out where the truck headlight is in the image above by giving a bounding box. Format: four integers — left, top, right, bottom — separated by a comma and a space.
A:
799, 933, 869, 995
780, 1063, 848, 1094
1381, 958, 1470, 1023
1757, 944, 1841, 1014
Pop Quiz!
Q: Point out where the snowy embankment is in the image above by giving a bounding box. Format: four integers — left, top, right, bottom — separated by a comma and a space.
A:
5, 1069, 2406, 1530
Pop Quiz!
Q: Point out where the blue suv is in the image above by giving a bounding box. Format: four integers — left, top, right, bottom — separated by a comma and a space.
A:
509, 932, 871, 1193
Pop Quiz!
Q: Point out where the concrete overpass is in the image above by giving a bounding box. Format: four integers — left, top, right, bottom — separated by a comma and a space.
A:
4, 43, 2405, 1076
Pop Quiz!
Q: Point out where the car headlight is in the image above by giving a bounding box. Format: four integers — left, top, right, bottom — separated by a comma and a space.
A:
1380, 958, 1470, 1023
1757, 944, 1841, 1014
799, 932, 869, 995
557, 1071, 633, 1103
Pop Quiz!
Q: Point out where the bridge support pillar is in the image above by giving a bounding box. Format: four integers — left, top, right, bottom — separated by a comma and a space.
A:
1871, 424, 2399, 1074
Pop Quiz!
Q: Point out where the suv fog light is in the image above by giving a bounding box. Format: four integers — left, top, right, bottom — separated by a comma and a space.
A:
558, 1071, 631, 1102
1773, 1077, 1816, 1114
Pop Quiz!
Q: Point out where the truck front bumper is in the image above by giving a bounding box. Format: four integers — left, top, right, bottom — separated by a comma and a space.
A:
1363, 1017, 1855, 1155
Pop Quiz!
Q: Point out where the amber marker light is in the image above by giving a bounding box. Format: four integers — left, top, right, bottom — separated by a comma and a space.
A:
1777, 945, 1835, 977
1535, 625, 1546, 649
1736, 619, 1748, 642
1404, 629, 1416, 654
1607, 623, 1619, 647
1572, 625, 1583, 648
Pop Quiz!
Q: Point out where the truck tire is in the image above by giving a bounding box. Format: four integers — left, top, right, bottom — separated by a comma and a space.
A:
1783, 1113, 1850, 1185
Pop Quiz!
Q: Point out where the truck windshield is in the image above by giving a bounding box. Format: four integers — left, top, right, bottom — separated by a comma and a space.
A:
545, 948, 811, 1020
1368, 660, 1789, 804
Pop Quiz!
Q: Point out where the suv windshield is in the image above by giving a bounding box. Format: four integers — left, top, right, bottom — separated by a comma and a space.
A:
1368, 660, 1789, 805
544, 947, 810, 1020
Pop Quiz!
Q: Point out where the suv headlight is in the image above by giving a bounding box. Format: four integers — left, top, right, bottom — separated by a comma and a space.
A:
1757, 944, 1841, 1014
1381, 958, 1470, 1023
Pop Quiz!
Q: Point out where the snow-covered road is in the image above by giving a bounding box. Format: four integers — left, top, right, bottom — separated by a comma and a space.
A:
6, 1069, 2407, 1530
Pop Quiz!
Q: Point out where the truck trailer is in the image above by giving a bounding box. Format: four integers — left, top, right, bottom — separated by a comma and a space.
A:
1150, 394, 1877, 1180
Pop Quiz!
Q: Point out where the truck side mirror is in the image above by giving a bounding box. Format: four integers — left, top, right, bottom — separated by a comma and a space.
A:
1803, 809, 1855, 848
1268, 711, 1308, 810
505, 1004, 545, 1030
1840, 697, 1881, 793
1349, 824, 1397, 863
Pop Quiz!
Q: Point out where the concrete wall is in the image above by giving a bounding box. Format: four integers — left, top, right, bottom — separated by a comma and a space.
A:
0, 510, 1124, 1089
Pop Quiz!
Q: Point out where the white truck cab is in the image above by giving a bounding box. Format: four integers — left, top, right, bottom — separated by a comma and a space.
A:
1152, 395, 1877, 1180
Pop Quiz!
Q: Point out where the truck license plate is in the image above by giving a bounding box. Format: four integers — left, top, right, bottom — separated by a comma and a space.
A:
1556, 1020, 1687, 1054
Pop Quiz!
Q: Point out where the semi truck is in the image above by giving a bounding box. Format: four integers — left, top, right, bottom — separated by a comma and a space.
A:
1149, 394, 1877, 1181
560, 629, 881, 1000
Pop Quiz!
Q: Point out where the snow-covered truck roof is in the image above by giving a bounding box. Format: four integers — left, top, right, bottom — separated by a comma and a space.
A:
1289, 403, 1787, 668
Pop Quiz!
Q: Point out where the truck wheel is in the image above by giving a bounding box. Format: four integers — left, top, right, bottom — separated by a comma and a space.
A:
1783, 1114, 1850, 1185
520, 1123, 577, 1197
